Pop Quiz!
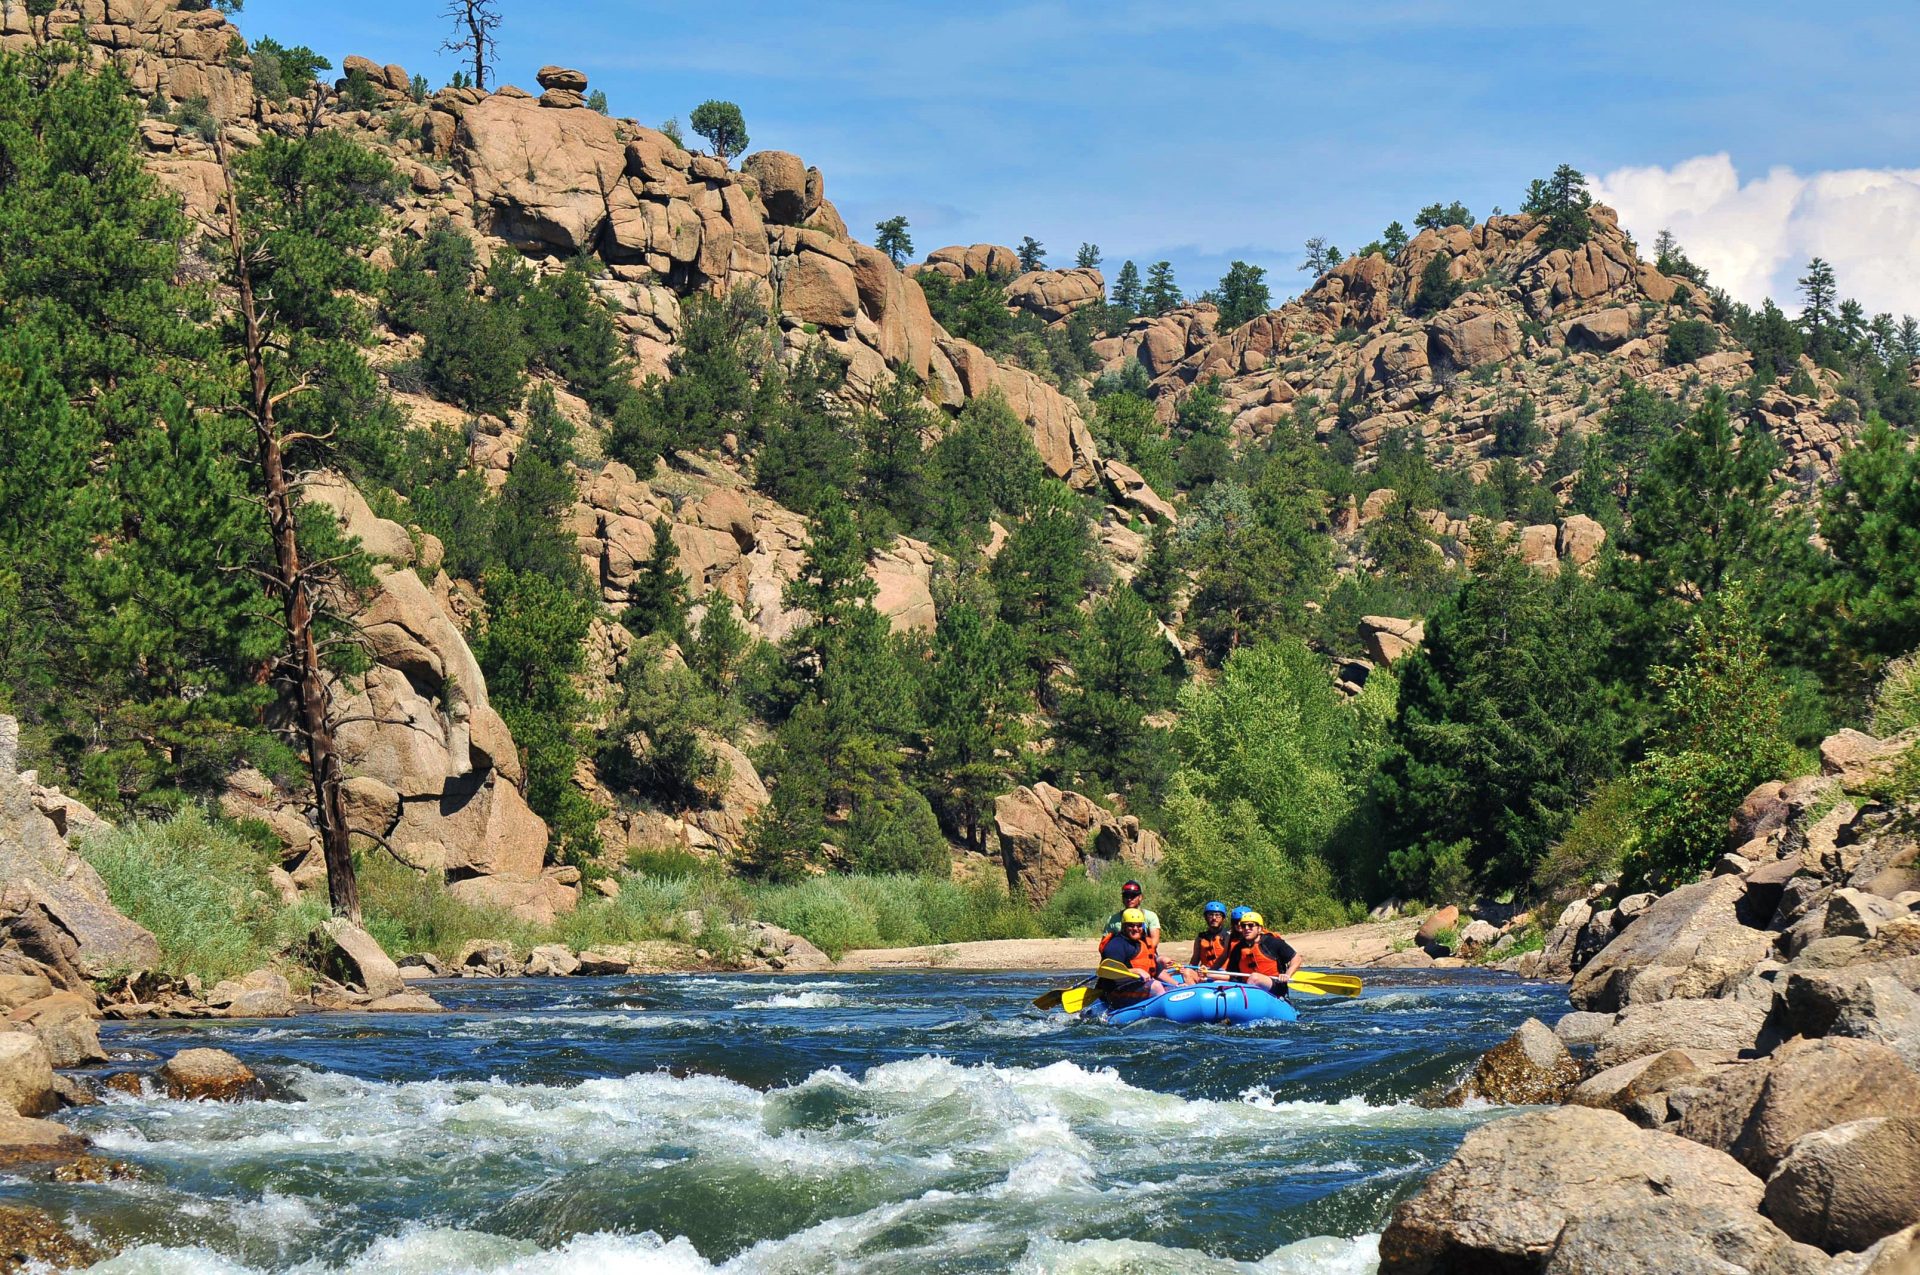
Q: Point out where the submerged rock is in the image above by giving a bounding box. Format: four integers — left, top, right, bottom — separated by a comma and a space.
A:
0, 1202, 99, 1269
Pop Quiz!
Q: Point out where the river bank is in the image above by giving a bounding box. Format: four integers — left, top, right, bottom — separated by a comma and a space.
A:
834, 915, 1427, 971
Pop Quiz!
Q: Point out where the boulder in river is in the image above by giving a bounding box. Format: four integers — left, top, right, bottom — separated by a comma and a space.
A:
1441, 1017, 1580, 1106
1764, 1115, 1920, 1253
7, 991, 106, 1067
1540, 1196, 1830, 1274
1378, 1106, 1771, 1273
159, 1047, 262, 1102
1591, 994, 1770, 1068
1571, 1047, 1728, 1127
0, 1202, 98, 1268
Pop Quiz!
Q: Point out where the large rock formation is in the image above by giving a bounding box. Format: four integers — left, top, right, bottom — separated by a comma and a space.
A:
991, 784, 1162, 905
0, 731, 159, 989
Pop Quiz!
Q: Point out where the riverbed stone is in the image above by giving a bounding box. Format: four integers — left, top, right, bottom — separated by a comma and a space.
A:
204, 969, 295, 1019
7, 992, 105, 1067
159, 1047, 261, 1102
307, 919, 404, 998
1442, 1017, 1580, 1106
1765, 1116, 1920, 1253
1551, 1009, 1615, 1047
0, 1203, 99, 1268
1378, 1107, 1768, 1273
526, 944, 580, 976
1678, 1037, 1920, 1176
362, 991, 443, 1012
1541, 1197, 1830, 1274
1592, 995, 1770, 1068
0, 1034, 56, 1117
1571, 1047, 1726, 1126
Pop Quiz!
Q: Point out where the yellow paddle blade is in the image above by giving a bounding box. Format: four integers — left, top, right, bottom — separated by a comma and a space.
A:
1096, 959, 1145, 981
1292, 970, 1362, 996
1058, 986, 1099, 1014
1030, 988, 1066, 1010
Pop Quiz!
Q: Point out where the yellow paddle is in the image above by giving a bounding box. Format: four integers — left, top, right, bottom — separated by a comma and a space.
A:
1094, 960, 1361, 997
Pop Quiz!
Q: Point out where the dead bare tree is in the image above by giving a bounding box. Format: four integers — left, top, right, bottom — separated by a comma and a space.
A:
213, 138, 361, 922
439, 0, 501, 91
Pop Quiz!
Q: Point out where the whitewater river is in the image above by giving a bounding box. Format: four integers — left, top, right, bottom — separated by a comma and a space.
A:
10, 970, 1566, 1273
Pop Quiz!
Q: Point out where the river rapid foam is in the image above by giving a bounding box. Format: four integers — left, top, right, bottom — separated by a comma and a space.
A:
7, 970, 1565, 1272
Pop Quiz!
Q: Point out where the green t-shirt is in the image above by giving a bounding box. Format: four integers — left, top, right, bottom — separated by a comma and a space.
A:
1104, 907, 1162, 936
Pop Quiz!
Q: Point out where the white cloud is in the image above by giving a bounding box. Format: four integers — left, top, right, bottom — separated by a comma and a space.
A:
1591, 154, 1920, 317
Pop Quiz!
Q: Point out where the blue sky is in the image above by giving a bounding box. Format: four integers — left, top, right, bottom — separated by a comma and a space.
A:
242, 1, 1920, 312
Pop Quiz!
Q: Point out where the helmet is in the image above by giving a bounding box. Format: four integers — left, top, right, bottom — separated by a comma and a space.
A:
1121, 880, 1143, 897
1241, 912, 1265, 928
1203, 901, 1226, 918
1229, 906, 1249, 923
1120, 908, 1146, 925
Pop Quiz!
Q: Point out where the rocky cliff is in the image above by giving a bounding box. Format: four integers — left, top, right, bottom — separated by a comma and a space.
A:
1099, 206, 1857, 485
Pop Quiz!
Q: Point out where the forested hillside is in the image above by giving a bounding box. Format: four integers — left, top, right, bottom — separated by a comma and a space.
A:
2, 1, 1917, 957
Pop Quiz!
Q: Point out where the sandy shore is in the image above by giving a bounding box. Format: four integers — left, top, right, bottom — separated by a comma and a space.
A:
833, 916, 1423, 972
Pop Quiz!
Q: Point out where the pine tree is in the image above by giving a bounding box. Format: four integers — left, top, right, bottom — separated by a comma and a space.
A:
1381, 221, 1409, 257
919, 602, 1028, 857
1054, 587, 1179, 792
990, 480, 1092, 693
1214, 260, 1271, 328
1798, 257, 1838, 360
1521, 163, 1594, 250
1373, 537, 1620, 897
1075, 242, 1101, 269
855, 371, 936, 533
624, 516, 690, 643
496, 385, 586, 585
215, 129, 399, 919
1017, 236, 1046, 272
874, 215, 912, 267
1111, 260, 1142, 313
1142, 261, 1180, 315
1822, 416, 1920, 672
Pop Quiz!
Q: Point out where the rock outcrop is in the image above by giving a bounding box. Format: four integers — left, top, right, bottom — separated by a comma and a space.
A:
0, 731, 159, 990
991, 784, 1163, 905
1418, 727, 1920, 1268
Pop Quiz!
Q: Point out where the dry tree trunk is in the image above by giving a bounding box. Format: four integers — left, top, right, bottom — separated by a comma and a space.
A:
214, 141, 361, 922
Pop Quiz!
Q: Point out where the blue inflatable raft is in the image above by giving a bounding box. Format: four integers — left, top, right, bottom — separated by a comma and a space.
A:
1104, 982, 1298, 1027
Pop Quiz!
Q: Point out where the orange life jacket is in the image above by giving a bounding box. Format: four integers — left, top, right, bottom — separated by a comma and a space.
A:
1226, 932, 1285, 978
1191, 930, 1229, 969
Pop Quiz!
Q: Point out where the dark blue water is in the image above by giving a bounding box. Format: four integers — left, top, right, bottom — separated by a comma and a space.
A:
7, 969, 1566, 1273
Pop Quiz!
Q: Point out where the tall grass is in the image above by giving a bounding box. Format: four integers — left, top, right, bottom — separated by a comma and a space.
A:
83, 808, 324, 983
356, 853, 539, 962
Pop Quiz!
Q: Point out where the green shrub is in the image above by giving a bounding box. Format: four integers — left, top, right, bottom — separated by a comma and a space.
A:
83, 808, 321, 983
1664, 318, 1718, 366
1870, 652, 1920, 736
1533, 777, 1639, 900
357, 854, 537, 961
1035, 866, 1114, 937
740, 873, 1045, 957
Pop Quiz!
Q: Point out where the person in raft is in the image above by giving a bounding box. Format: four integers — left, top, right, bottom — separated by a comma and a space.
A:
1208, 911, 1303, 996
1098, 880, 1161, 956
1096, 908, 1178, 1006
1189, 901, 1231, 970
